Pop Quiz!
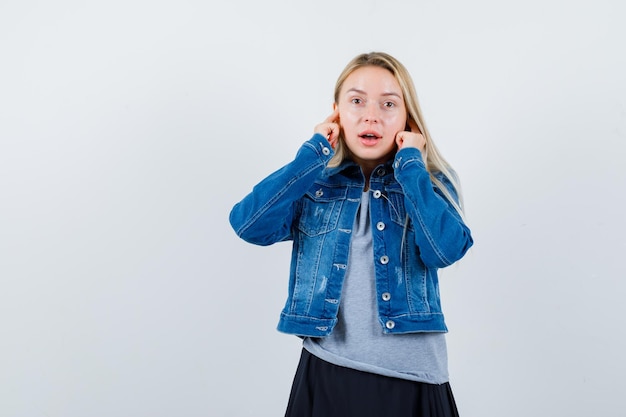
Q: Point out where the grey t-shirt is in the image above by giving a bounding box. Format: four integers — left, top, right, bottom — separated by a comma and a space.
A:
303, 191, 449, 384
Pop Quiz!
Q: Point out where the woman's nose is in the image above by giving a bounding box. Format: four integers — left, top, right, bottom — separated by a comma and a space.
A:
363, 104, 379, 123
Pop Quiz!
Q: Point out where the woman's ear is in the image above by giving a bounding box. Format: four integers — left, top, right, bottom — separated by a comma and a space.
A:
333, 103, 340, 123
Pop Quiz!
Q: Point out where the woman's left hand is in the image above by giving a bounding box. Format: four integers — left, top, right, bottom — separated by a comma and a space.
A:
395, 119, 426, 153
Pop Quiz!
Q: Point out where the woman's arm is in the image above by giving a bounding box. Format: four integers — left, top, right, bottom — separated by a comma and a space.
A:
229, 134, 334, 246
393, 147, 473, 268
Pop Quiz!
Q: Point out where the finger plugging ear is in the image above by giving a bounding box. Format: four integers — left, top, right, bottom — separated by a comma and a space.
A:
395, 130, 426, 153
327, 125, 340, 149
408, 118, 421, 135
325, 109, 340, 148
314, 109, 341, 150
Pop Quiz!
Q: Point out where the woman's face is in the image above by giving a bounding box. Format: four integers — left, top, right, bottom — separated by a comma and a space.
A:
335, 65, 407, 172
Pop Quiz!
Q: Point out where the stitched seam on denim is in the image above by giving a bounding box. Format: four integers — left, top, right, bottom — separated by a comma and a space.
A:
398, 156, 425, 171
398, 161, 451, 266
281, 313, 335, 321
387, 312, 444, 319
413, 208, 451, 266
305, 233, 326, 314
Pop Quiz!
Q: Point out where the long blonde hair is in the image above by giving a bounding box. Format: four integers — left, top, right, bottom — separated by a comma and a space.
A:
328, 51, 465, 217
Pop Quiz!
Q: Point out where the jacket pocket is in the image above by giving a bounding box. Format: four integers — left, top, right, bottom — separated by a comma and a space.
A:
297, 183, 346, 237
386, 184, 414, 231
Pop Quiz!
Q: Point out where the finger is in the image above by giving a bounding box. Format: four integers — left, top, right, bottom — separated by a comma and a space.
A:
395, 131, 405, 148
327, 123, 339, 142
408, 118, 421, 134
329, 135, 339, 149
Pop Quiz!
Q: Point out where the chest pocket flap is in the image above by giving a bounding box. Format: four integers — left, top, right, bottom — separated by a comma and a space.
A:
297, 184, 346, 237
385, 183, 414, 231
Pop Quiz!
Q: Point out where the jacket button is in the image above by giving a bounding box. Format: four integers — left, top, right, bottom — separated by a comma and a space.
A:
315, 189, 323, 197
376, 168, 386, 177
382, 292, 391, 301
372, 190, 382, 198
376, 222, 385, 231
322, 147, 330, 155
385, 320, 395, 329
379, 255, 389, 265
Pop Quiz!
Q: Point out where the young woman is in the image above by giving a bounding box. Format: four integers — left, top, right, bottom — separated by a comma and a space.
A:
229, 52, 473, 417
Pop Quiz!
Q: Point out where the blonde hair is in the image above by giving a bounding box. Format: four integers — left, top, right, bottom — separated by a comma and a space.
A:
328, 51, 465, 217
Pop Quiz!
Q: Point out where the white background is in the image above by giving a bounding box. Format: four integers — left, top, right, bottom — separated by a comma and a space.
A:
1, 1, 625, 416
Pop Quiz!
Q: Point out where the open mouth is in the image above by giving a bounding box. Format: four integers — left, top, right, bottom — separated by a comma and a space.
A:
359, 131, 381, 145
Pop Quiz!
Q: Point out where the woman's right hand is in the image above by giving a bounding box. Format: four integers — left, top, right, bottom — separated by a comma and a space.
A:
314, 108, 340, 149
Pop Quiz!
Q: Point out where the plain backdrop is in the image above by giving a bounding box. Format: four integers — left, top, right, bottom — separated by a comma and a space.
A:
1, 1, 625, 416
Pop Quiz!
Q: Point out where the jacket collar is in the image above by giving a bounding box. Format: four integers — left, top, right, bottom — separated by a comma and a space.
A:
323, 158, 395, 178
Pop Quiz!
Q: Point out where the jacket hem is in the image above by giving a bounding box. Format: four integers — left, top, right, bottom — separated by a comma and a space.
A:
277, 312, 448, 337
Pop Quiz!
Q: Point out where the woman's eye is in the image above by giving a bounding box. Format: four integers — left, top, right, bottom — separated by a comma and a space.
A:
351, 98, 362, 104
384, 101, 395, 108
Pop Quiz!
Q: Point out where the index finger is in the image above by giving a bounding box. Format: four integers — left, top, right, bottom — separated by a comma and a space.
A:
408, 118, 422, 134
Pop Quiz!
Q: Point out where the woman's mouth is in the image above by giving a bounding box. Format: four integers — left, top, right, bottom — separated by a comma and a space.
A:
359, 131, 381, 146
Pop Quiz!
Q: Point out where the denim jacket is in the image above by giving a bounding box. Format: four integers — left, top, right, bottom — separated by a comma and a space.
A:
229, 134, 473, 337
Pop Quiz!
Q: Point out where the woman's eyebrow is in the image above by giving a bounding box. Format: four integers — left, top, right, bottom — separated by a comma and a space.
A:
345, 88, 366, 95
345, 88, 402, 98
382, 92, 402, 99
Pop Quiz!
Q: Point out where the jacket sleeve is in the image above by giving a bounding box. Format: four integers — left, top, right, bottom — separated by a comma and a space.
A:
229, 134, 334, 246
393, 147, 473, 268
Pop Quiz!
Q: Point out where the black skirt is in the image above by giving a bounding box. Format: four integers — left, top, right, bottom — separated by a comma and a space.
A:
285, 348, 460, 417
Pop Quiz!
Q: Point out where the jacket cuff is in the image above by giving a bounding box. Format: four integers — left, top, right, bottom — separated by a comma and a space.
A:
393, 147, 425, 171
302, 133, 334, 162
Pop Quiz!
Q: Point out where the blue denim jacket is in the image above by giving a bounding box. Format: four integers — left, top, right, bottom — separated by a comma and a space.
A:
229, 134, 473, 337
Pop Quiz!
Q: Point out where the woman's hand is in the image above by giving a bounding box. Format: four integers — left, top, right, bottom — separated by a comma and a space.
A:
314, 108, 340, 149
395, 118, 426, 153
